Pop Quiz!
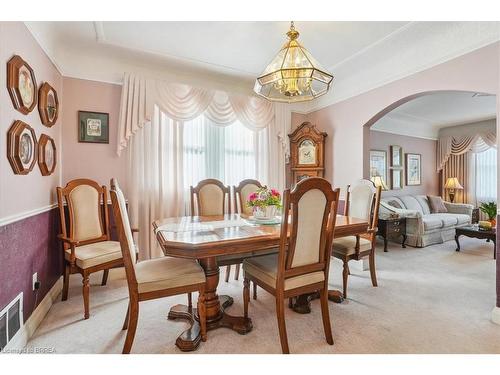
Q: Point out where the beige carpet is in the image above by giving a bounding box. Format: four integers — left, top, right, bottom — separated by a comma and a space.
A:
27, 237, 500, 354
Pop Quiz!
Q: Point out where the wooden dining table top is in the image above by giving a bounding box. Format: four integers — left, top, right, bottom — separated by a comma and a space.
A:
153, 213, 369, 259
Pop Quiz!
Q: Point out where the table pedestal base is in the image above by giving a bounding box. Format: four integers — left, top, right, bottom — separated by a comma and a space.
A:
168, 295, 253, 352
290, 289, 344, 314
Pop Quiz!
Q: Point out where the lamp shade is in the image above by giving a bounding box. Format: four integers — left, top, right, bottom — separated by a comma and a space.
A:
444, 177, 463, 190
254, 22, 334, 103
371, 176, 389, 191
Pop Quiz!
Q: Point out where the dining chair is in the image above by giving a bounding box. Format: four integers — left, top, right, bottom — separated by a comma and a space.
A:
190, 178, 231, 216
110, 178, 207, 354
242, 177, 340, 354
223, 179, 263, 284
331, 179, 382, 299
57, 178, 125, 319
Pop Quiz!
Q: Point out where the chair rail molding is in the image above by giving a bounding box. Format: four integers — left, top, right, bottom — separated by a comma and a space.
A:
0, 203, 58, 227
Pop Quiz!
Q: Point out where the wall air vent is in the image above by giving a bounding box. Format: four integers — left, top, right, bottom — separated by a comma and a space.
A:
0, 292, 23, 352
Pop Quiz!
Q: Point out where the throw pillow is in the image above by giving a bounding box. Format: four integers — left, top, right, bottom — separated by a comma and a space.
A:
387, 200, 402, 209
427, 195, 448, 213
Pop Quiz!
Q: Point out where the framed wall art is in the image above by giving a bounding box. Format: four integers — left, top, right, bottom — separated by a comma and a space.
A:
7, 55, 37, 115
38, 82, 59, 127
78, 111, 109, 144
390, 145, 403, 168
38, 134, 57, 176
7, 120, 38, 175
406, 153, 422, 186
391, 168, 404, 190
369, 150, 387, 182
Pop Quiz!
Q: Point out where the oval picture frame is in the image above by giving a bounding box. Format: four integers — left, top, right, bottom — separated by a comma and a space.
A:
7, 55, 37, 115
7, 120, 38, 175
38, 134, 57, 176
38, 82, 59, 127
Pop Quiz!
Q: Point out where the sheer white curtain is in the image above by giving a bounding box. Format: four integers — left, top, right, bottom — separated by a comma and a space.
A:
473, 148, 497, 205
129, 106, 269, 259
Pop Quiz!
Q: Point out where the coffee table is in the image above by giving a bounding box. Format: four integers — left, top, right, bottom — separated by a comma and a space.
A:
455, 225, 496, 259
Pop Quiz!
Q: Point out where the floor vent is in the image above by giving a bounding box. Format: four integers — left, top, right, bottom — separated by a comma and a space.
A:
0, 292, 23, 352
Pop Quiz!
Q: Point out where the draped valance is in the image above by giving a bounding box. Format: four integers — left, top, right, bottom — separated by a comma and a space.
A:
117, 73, 275, 156
437, 119, 497, 171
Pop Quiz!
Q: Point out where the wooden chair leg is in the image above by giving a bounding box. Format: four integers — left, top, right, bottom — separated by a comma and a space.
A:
347, 264, 351, 275
252, 281, 257, 300
197, 292, 207, 342
275, 295, 290, 354
369, 249, 378, 287
342, 260, 349, 299
122, 300, 139, 354
122, 302, 130, 330
101, 269, 109, 286
225, 265, 231, 282
243, 278, 250, 319
188, 292, 192, 310
319, 288, 334, 345
234, 263, 240, 280
82, 274, 90, 319
62, 264, 70, 301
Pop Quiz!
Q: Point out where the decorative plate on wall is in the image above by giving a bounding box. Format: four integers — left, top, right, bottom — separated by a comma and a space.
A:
38, 82, 59, 127
7, 55, 37, 115
7, 120, 38, 175
38, 134, 57, 176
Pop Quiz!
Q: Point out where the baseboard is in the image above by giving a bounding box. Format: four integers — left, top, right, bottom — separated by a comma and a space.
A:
492, 306, 500, 325
3, 277, 62, 353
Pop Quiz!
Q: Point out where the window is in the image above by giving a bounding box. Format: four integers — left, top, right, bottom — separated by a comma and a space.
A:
182, 115, 266, 190
474, 147, 497, 203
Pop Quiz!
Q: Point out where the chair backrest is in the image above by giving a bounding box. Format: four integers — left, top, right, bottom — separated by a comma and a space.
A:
345, 179, 382, 235
233, 179, 263, 216
277, 177, 340, 289
110, 178, 138, 288
56, 178, 110, 248
190, 179, 231, 216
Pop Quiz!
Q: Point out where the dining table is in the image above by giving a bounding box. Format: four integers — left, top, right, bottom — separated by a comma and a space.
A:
153, 213, 368, 351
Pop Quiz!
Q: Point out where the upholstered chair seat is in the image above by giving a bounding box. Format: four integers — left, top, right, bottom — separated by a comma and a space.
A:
332, 236, 372, 256
64, 240, 122, 269
243, 254, 325, 291
135, 257, 205, 293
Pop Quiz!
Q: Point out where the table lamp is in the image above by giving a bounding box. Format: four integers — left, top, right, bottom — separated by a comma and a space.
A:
371, 175, 389, 191
444, 177, 463, 203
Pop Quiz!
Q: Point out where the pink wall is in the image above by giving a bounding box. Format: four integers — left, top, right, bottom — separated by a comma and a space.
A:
0, 22, 63, 220
306, 42, 499, 196
0, 22, 63, 322
369, 130, 439, 197
61, 77, 127, 194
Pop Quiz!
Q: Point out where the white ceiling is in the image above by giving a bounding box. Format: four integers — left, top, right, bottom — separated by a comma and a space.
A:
371, 91, 497, 139
25, 21, 500, 111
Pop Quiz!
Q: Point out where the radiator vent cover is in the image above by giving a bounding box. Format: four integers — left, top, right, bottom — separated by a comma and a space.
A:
0, 292, 23, 352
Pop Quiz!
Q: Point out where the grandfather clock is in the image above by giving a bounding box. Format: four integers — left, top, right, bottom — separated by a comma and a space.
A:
289, 122, 327, 184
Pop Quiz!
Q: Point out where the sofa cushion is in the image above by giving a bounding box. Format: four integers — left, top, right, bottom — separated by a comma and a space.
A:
455, 214, 471, 225
427, 195, 448, 213
437, 214, 458, 227
415, 196, 432, 215
399, 196, 425, 214
422, 215, 443, 231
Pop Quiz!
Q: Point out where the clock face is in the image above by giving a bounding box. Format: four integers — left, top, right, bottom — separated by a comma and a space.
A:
298, 139, 316, 165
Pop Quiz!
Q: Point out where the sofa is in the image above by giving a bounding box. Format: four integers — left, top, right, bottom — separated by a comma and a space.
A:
379, 195, 473, 247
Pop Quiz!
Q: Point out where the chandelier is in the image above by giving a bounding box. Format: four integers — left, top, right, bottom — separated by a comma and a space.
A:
254, 22, 334, 103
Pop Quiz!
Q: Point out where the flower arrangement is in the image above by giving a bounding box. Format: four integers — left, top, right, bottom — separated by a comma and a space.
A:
479, 201, 497, 226
247, 186, 282, 208
247, 186, 282, 220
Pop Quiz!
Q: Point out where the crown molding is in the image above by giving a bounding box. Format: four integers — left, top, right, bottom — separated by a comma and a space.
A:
370, 128, 438, 141
23, 22, 65, 76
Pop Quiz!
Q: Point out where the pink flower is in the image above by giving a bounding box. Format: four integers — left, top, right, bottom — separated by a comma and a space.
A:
248, 192, 258, 201
271, 189, 280, 197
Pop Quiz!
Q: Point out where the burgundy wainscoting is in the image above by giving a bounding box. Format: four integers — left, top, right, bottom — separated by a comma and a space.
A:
0, 208, 63, 322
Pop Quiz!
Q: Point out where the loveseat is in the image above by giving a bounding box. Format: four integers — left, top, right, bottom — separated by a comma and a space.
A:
379, 195, 473, 247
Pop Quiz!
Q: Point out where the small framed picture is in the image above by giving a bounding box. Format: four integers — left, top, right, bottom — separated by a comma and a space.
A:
390, 145, 403, 168
406, 153, 422, 186
78, 111, 109, 143
369, 150, 387, 182
391, 169, 403, 190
